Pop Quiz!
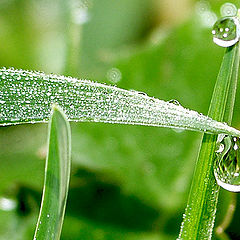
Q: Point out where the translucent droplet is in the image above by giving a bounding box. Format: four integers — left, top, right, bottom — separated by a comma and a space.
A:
71, 0, 91, 25
0, 197, 17, 211
212, 17, 240, 47
106, 68, 122, 84
195, 1, 217, 28
72, 8, 89, 24
214, 134, 240, 192
168, 99, 181, 106
220, 3, 237, 17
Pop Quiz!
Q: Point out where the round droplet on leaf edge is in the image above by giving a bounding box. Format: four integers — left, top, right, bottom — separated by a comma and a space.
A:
212, 16, 240, 47
214, 134, 240, 192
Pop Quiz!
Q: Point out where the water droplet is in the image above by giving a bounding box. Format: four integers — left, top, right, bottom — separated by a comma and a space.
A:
106, 68, 122, 84
212, 16, 240, 47
72, 7, 89, 24
220, 3, 237, 17
195, 1, 217, 28
0, 197, 17, 211
137, 91, 147, 96
173, 128, 185, 133
214, 134, 240, 192
71, 0, 91, 25
168, 99, 181, 106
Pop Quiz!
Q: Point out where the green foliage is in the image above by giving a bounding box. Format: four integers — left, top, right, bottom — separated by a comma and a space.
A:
34, 106, 71, 240
178, 43, 240, 239
1, 67, 239, 137
1, 1, 240, 239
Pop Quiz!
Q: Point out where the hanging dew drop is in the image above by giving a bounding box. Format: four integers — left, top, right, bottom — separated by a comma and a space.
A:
214, 134, 240, 192
212, 16, 240, 47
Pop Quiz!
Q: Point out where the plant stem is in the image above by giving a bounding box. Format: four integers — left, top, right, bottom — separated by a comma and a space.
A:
178, 42, 240, 239
33, 105, 71, 240
215, 193, 237, 240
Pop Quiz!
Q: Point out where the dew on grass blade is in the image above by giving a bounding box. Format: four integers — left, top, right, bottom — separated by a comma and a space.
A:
214, 134, 240, 192
1, 67, 240, 138
212, 16, 240, 47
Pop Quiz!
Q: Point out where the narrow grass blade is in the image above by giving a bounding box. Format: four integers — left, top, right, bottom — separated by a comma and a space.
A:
33, 105, 71, 240
0, 68, 240, 136
178, 42, 240, 239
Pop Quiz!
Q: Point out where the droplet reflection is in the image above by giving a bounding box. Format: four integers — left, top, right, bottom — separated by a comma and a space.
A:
214, 134, 240, 192
212, 16, 240, 47
0, 197, 17, 211
195, 0, 217, 28
107, 68, 122, 84
220, 3, 237, 17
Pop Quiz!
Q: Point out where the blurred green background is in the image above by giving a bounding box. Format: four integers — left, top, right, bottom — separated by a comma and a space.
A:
1, 0, 240, 239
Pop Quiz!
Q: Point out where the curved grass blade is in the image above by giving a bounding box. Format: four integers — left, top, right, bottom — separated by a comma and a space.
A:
33, 105, 71, 240
0, 67, 240, 136
178, 41, 240, 239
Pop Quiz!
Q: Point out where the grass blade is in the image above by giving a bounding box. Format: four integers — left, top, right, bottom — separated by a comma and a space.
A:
33, 105, 71, 240
178, 42, 240, 239
0, 67, 240, 136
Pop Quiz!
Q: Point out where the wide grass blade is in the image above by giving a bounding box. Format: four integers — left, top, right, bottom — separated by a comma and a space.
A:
178, 42, 240, 239
0, 67, 240, 136
33, 105, 71, 240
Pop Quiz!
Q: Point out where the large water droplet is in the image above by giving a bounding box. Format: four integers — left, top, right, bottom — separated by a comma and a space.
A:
212, 16, 240, 47
214, 134, 240, 192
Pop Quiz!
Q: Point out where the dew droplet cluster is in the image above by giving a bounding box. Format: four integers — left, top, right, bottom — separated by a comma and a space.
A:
214, 134, 240, 192
0, 67, 239, 137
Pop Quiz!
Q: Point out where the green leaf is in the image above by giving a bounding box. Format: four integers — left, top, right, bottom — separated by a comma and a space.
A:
0, 68, 240, 137
33, 105, 71, 240
178, 42, 240, 239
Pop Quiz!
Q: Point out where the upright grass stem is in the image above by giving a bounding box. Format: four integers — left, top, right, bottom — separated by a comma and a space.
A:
215, 193, 237, 240
33, 106, 71, 240
178, 42, 240, 239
